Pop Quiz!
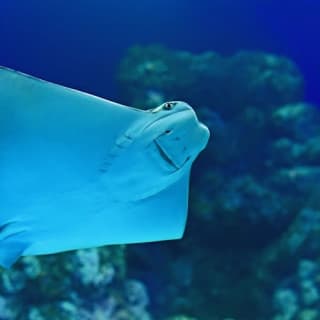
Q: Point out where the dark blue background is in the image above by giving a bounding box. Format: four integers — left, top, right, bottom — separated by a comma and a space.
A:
0, 0, 319, 104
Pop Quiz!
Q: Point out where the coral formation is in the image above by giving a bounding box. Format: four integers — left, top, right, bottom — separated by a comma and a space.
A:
273, 259, 320, 320
118, 45, 303, 115
0, 246, 153, 319
118, 45, 320, 320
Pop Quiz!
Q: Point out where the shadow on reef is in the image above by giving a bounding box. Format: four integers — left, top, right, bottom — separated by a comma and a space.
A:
0, 45, 319, 320
118, 45, 320, 320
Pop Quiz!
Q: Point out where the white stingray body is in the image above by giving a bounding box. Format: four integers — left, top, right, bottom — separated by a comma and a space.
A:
0, 67, 209, 268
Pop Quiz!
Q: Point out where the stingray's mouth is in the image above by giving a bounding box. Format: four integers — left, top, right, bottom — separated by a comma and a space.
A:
154, 140, 180, 170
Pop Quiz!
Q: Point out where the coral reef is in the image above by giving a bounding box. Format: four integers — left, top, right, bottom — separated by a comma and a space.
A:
272, 259, 320, 320
118, 45, 320, 320
0, 246, 153, 320
118, 45, 303, 114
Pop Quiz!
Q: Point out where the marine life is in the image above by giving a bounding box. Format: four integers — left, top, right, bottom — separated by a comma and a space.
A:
0, 67, 209, 268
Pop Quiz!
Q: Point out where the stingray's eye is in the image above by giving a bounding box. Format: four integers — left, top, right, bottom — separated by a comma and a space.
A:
163, 102, 174, 111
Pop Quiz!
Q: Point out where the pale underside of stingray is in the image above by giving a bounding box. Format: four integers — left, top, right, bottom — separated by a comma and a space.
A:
0, 67, 210, 268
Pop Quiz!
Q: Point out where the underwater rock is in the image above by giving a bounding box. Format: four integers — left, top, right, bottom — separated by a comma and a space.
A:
273, 288, 298, 320
73, 248, 115, 287
272, 103, 320, 140
118, 45, 303, 116
125, 279, 149, 308
0, 295, 16, 319
165, 317, 198, 320
269, 166, 320, 194
272, 260, 320, 320
118, 45, 320, 320
0, 245, 153, 320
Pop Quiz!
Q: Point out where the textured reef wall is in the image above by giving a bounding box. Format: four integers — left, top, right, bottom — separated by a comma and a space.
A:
118, 46, 320, 320
0, 246, 152, 319
0, 45, 319, 320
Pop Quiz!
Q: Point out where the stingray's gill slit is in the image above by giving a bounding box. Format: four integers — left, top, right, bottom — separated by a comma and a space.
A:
0, 222, 12, 240
0, 221, 20, 240
0, 220, 29, 241
0, 222, 12, 234
99, 127, 138, 173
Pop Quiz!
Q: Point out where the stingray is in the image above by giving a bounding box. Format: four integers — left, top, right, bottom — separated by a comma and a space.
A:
0, 67, 209, 268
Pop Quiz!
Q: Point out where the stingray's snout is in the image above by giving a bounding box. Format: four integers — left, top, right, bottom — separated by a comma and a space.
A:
183, 119, 210, 164
197, 122, 210, 152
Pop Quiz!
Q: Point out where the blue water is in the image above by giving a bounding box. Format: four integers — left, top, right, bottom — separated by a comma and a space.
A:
1, 0, 319, 104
